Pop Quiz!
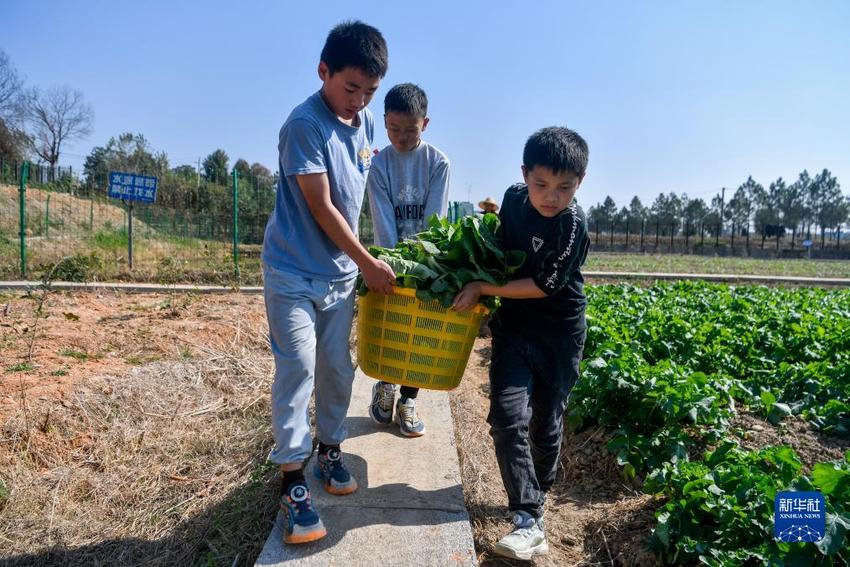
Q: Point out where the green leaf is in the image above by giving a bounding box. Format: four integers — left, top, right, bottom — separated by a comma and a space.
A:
815, 512, 850, 556
812, 463, 850, 498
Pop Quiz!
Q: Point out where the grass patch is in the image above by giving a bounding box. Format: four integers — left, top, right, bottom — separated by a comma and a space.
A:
59, 348, 89, 361
89, 227, 128, 251
125, 354, 161, 365
585, 253, 850, 278
5, 362, 34, 373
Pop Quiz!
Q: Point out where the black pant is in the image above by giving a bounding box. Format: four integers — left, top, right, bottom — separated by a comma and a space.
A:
379, 382, 418, 399
487, 322, 585, 518
399, 386, 418, 399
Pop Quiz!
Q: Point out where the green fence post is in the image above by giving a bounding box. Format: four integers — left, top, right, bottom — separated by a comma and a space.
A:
90, 198, 94, 231
45, 192, 51, 238
19, 161, 30, 278
232, 169, 239, 278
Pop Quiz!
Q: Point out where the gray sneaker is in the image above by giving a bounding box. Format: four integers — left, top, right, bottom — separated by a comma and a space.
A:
369, 381, 396, 425
396, 397, 425, 437
492, 511, 549, 561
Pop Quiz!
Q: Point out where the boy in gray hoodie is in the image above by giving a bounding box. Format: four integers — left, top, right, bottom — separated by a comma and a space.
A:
365, 82, 450, 437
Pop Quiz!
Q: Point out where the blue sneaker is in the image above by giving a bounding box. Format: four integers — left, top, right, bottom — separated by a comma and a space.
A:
314, 447, 358, 495
369, 381, 396, 425
280, 482, 326, 544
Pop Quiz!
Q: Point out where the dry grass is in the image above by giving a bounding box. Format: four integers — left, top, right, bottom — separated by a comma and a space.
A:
0, 319, 278, 566
0, 184, 138, 236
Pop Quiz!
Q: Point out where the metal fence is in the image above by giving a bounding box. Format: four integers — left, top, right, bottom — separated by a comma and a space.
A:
588, 218, 850, 259
0, 159, 377, 285
0, 156, 74, 186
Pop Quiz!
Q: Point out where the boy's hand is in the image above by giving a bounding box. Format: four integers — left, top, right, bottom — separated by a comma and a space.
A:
452, 282, 482, 312
362, 258, 396, 294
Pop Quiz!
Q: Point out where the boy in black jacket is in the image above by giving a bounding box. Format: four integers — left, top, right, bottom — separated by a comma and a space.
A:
453, 126, 590, 561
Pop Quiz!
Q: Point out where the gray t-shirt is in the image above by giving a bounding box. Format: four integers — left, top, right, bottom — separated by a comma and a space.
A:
261, 90, 374, 280
365, 141, 450, 247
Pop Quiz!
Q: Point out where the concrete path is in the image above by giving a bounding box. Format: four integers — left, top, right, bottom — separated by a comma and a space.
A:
254, 370, 478, 567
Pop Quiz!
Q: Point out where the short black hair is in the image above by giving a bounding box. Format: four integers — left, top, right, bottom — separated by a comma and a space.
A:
384, 83, 428, 118
320, 20, 388, 78
523, 126, 589, 177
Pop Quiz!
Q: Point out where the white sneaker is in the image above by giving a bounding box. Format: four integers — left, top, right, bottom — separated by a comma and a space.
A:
396, 397, 425, 437
492, 511, 549, 561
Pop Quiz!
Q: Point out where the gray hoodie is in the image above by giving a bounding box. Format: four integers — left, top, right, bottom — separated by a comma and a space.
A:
365, 141, 450, 247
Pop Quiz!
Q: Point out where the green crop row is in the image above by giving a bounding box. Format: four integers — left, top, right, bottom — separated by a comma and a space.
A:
570, 282, 850, 564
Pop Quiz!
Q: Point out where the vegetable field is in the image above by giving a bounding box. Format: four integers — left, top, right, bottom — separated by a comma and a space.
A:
571, 282, 850, 565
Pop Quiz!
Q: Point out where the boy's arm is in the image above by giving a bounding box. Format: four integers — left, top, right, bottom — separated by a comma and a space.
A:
365, 165, 400, 248
296, 172, 395, 294
425, 158, 450, 218
452, 278, 545, 311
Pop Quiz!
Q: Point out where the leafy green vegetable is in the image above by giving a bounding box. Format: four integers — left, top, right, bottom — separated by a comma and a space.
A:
569, 282, 850, 564
358, 213, 525, 309
645, 444, 849, 565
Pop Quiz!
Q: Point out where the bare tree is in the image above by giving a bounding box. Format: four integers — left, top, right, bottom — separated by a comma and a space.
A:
24, 85, 94, 167
0, 49, 28, 159
0, 49, 24, 120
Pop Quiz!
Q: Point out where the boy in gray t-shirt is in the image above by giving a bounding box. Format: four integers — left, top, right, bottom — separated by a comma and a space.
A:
366, 83, 450, 437
262, 21, 395, 546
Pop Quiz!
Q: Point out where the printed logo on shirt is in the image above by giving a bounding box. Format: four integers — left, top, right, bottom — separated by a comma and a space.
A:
396, 184, 425, 239
532, 236, 544, 253
395, 204, 426, 222
358, 146, 372, 173
544, 204, 580, 291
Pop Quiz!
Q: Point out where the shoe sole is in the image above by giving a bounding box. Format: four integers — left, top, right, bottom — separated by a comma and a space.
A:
398, 426, 425, 438
492, 541, 549, 561
284, 526, 327, 544
314, 467, 359, 495
395, 415, 426, 437
325, 478, 358, 495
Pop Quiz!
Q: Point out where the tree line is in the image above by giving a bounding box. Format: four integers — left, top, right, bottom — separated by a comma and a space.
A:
80, 132, 278, 233
586, 170, 849, 247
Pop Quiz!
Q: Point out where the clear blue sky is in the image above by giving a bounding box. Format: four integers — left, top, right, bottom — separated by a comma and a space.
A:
5, 0, 850, 210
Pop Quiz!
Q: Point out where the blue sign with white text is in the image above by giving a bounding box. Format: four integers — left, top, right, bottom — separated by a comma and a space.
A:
108, 172, 158, 203
775, 491, 825, 543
